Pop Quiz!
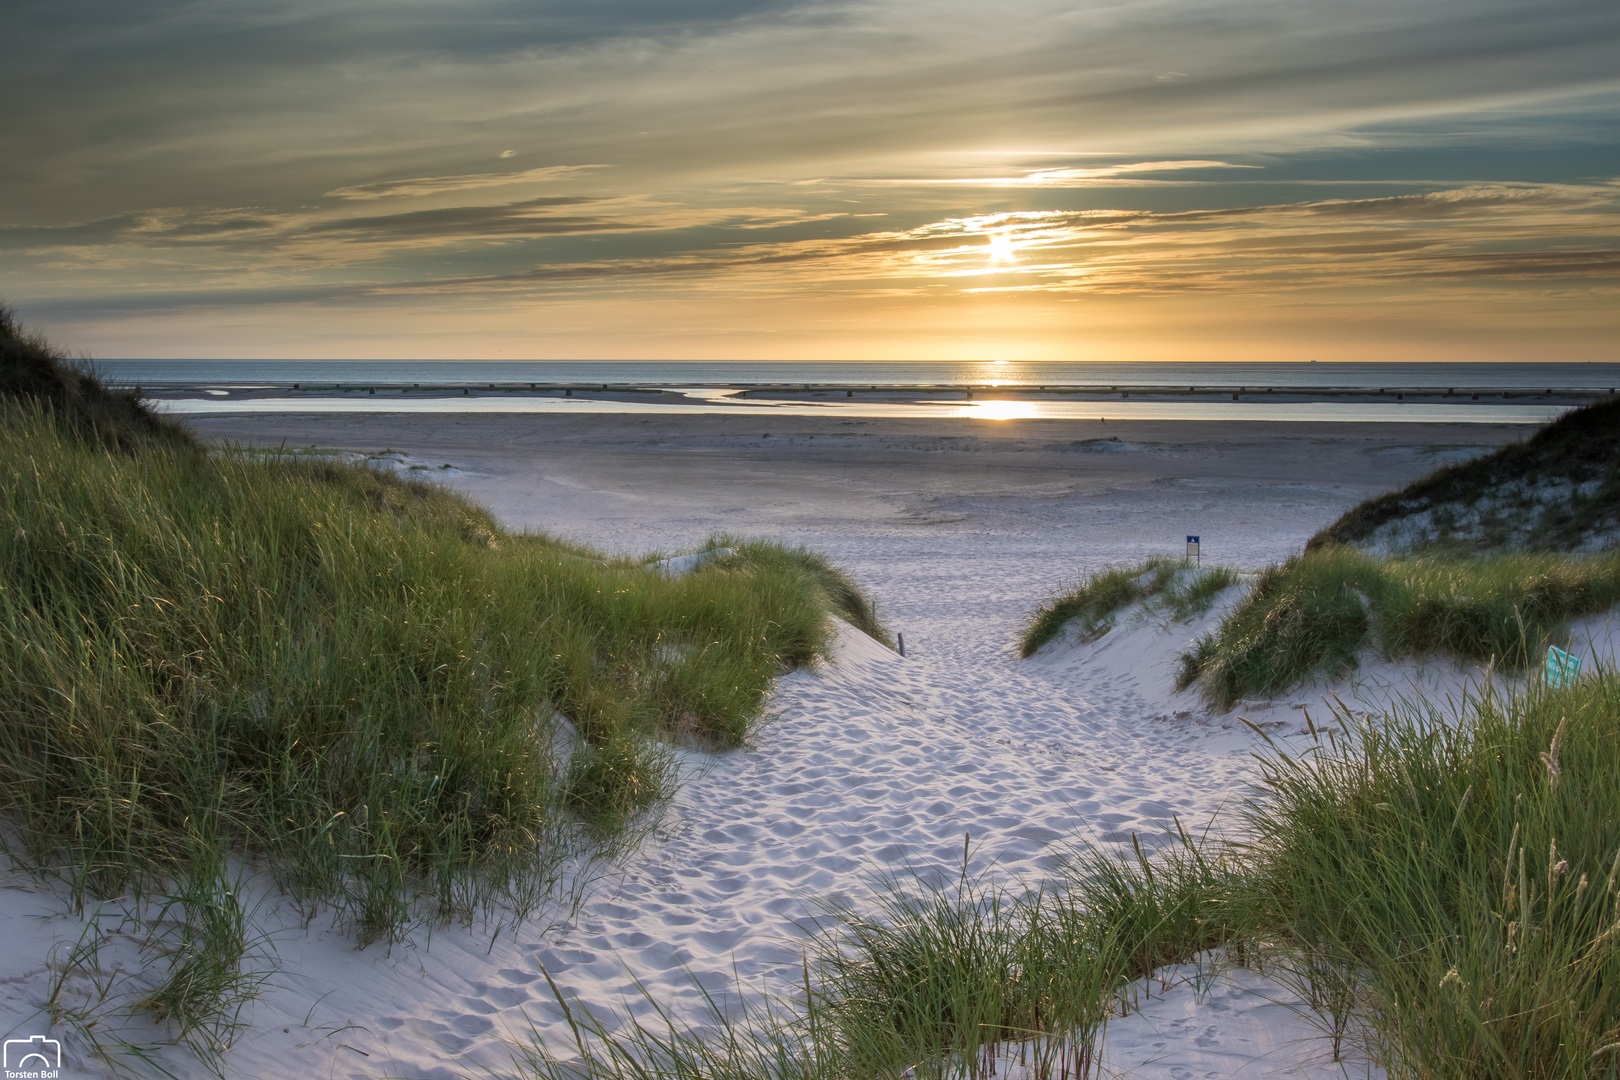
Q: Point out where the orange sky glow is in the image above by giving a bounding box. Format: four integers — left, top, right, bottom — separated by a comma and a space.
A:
3, 0, 1616, 361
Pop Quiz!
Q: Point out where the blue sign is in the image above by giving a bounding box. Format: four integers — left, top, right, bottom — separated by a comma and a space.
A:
1546, 645, 1581, 689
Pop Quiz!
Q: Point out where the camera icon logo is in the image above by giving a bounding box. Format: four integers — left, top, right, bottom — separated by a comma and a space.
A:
3, 1035, 61, 1070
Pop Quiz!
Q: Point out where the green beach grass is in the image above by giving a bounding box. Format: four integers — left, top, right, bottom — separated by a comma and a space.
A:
0, 312, 889, 948
518, 829, 1252, 1080
0, 308, 195, 455
0, 310, 895, 1068
1246, 671, 1620, 1075
1022, 401, 1620, 709
1308, 396, 1620, 555
1019, 558, 1240, 658
0, 398, 882, 936
1028, 547, 1620, 717
516, 669, 1620, 1080
1177, 546, 1620, 708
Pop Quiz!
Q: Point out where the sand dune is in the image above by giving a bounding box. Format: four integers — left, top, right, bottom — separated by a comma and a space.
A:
2, 412, 1547, 1078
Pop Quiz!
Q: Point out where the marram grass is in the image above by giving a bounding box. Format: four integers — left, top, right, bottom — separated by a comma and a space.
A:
1308, 395, 1620, 554
517, 837, 1250, 1080
513, 671, 1620, 1080
1020, 558, 1239, 658
1178, 544, 1620, 708
1247, 671, 1620, 1077
0, 400, 880, 943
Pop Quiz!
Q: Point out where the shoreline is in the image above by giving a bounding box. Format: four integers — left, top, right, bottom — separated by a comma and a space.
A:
150, 384, 1590, 425
186, 409, 1532, 446
146, 381, 1607, 400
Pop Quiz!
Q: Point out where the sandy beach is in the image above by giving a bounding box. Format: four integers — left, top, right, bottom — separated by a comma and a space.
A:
185, 412, 1525, 558
4, 411, 1582, 1078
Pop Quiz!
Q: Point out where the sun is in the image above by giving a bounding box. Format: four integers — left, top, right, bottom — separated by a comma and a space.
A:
987, 231, 1016, 263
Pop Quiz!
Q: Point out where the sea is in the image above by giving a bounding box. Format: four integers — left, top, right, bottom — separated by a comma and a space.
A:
98, 359, 1620, 425
91, 359, 1620, 391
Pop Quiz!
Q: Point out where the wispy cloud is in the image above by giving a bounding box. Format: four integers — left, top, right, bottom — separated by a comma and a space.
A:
8, 181, 1616, 301
0, 209, 287, 250
325, 165, 607, 201
0, 195, 861, 264
339, 182, 1620, 300
838, 160, 1258, 187
306, 196, 628, 240
1300, 185, 1591, 219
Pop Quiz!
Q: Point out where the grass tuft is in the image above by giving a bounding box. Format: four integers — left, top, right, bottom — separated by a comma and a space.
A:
135, 870, 272, 1058
37, 865, 278, 1075
702, 535, 895, 650
515, 832, 1253, 1080
1247, 671, 1620, 1076
1020, 558, 1239, 658
0, 307, 196, 454
1178, 546, 1620, 708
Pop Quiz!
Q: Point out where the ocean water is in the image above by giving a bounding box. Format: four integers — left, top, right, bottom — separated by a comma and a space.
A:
153, 394, 1572, 425
96, 359, 1620, 391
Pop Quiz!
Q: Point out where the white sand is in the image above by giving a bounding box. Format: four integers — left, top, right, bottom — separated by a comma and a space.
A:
2, 413, 1572, 1078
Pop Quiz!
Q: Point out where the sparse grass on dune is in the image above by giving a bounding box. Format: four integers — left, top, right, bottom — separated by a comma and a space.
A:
520, 835, 1251, 1080
1178, 545, 1620, 708
1019, 558, 1239, 658
1028, 403, 1620, 707
0, 306, 195, 454
1308, 395, 1620, 555
872, 403, 1620, 1076
518, 671, 1620, 1080
0, 399, 879, 943
40, 864, 278, 1072
702, 534, 895, 649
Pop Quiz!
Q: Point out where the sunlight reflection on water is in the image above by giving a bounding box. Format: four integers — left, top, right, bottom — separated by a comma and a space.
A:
153, 393, 1568, 425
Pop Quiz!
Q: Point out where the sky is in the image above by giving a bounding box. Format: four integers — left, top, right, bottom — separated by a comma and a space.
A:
3, 0, 1618, 362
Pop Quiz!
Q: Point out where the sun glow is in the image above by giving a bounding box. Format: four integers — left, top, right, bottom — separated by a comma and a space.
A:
968, 399, 1037, 421
987, 231, 1016, 263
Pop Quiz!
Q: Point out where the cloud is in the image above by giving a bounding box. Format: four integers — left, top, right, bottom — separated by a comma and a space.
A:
326, 165, 607, 201
9, 0, 1618, 226
338, 180, 1620, 300
836, 160, 1258, 187
1302, 185, 1591, 219
0, 196, 630, 252
3, 0, 1617, 355
306, 196, 628, 240
9, 180, 1615, 301
1392, 249, 1620, 279
0, 210, 283, 250
0, 213, 151, 249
